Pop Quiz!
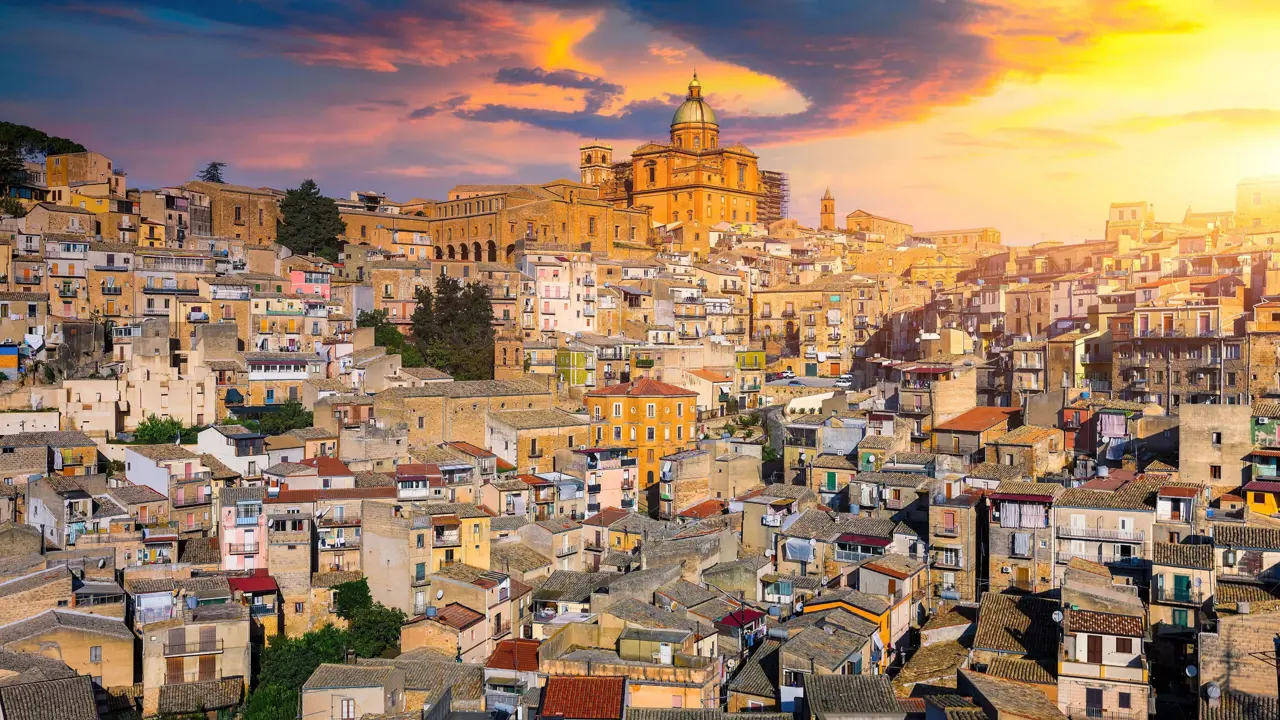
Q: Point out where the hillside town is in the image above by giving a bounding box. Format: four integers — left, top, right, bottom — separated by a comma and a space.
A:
0, 75, 1278, 720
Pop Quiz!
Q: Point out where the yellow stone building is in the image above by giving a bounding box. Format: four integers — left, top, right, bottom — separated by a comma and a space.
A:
585, 377, 698, 493
583, 74, 780, 259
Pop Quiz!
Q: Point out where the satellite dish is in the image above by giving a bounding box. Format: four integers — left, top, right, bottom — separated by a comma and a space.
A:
97, 558, 106, 569
1194, 577, 1203, 588
1186, 665, 1198, 678
1051, 610, 1064, 624
726, 658, 737, 670
1206, 683, 1221, 699
933, 492, 946, 504
435, 589, 444, 601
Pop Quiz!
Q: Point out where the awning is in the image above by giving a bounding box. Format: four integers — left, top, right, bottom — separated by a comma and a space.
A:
784, 538, 814, 562
836, 533, 891, 547
224, 388, 244, 404
1251, 449, 1280, 458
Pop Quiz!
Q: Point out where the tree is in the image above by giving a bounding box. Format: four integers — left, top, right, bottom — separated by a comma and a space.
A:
409, 275, 496, 380
0, 143, 23, 198
242, 683, 297, 720
0, 196, 26, 218
277, 179, 346, 260
0, 122, 85, 159
257, 401, 313, 435
347, 603, 406, 659
332, 578, 373, 620
197, 161, 227, 183
133, 414, 187, 444
357, 309, 424, 367
259, 624, 349, 689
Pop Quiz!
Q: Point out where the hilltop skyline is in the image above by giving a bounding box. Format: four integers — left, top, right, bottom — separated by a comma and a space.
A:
4, 0, 1280, 242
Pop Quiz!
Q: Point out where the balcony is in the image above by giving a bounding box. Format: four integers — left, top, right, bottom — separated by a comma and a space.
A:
251, 604, 277, 617
492, 620, 512, 639
1152, 586, 1206, 606
620, 497, 635, 509
433, 531, 461, 547
935, 525, 960, 538
761, 514, 783, 527
318, 514, 361, 527
584, 538, 606, 552
586, 483, 601, 495
1056, 526, 1145, 542
1064, 708, 1147, 720
319, 536, 359, 550
834, 549, 874, 563
57, 286, 78, 298
228, 542, 260, 554
100, 285, 123, 295
14, 275, 44, 285
188, 311, 209, 323
932, 550, 965, 569
1056, 551, 1145, 567
1059, 656, 1148, 684
234, 514, 261, 527
164, 639, 224, 657
265, 308, 304, 316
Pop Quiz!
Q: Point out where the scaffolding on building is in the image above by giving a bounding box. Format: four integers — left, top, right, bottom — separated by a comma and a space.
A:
759, 170, 790, 224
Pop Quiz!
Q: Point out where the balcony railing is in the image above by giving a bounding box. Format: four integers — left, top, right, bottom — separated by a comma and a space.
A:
235, 514, 261, 526
164, 639, 224, 656
584, 538, 606, 551
492, 621, 512, 639
932, 551, 965, 569
228, 543, 260, 554
165, 672, 220, 685
1056, 526, 1145, 542
1152, 586, 1206, 605
433, 531, 461, 547
935, 526, 960, 538
319, 537, 360, 550
1056, 551, 1145, 567
318, 514, 361, 527
556, 544, 579, 557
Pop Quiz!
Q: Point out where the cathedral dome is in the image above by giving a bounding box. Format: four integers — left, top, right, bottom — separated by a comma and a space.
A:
671, 73, 717, 126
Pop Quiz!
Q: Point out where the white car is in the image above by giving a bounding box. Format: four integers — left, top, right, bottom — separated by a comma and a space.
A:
834, 378, 852, 389
780, 370, 796, 379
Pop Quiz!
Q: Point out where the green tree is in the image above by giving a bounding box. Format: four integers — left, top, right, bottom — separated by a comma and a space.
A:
358, 309, 424, 367
133, 414, 186, 444
258, 401, 313, 435
259, 624, 349, 689
277, 179, 346, 260
0, 196, 26, 218
197, 161, 227, 183
347, 603, 406, 659
0, 144, 23, 198
0, 122, 86, 159
242, 683, 297, 720
332, 578, 373, 620
409, 275, 495, 380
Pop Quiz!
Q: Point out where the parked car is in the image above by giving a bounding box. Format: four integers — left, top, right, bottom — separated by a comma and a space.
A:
780, 369, 796, 379
834, 378, 852, 389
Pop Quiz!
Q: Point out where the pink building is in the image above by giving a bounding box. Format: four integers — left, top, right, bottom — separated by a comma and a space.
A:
289, 267, 332, 300
220, 486, 268, 572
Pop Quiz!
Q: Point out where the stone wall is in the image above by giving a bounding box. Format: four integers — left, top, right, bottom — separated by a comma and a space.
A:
1198, 609, 1280, 698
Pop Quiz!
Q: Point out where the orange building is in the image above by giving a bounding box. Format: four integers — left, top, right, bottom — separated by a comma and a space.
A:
584, 378, 697, 494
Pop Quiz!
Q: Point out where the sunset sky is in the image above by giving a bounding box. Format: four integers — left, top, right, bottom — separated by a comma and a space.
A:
4, 0, 1280, 243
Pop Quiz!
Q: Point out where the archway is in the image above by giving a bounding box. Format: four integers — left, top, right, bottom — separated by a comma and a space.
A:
434, 246, 443, 260
505, 244, 516, 262
487, 241, 497, 262
460, 244, 469, 260
447, 245, 456, 259
472, 242, 481, 263
784, 320, 800, 357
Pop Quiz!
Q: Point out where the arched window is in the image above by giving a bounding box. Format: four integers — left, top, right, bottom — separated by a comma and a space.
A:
672, 212, 679, 222
687, 210, 693, 221
693, 136, 700, 149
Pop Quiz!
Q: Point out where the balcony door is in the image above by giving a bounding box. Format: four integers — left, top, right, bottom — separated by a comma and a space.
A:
1087, 635, 1102, 663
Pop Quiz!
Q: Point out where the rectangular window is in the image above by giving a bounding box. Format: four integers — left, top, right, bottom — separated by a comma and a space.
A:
646, 403, 656, 418
1118, 694, 1131, 710
1115, 637, 1133, 654
646, 427, 655, 441
295, 602, 305, 613
90, 646, 101, 662
1210, 464, 1222, 480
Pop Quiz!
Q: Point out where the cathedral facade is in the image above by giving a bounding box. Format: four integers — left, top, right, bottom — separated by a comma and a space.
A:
579, 74, 784, 252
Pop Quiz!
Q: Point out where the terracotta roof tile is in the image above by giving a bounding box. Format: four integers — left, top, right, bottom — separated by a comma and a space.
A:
486, 639, 540, 672
587, 377, 696, 397
1066, 609, 1143, 637
539, 676, 626, 720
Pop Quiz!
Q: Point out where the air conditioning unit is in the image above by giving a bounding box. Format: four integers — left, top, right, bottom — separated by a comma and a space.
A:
1001, 567, 1011, 574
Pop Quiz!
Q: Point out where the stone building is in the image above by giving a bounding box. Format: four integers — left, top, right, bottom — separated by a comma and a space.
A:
987, 481, 1062, 593
183, 181, 282, 246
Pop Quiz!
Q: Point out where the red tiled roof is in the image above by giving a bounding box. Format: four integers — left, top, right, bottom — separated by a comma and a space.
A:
679, 499, 726, 519
227, 569, 278, 594
486, 639, 540, 672
1158, 485, 1198, 498
582, 507, 630, 527
586, 377, 696, 398
1244, 480, 1280, 494
518, 474, 552, 486
540, 676, 626, 720
686, 369, 731, 383
716, 607, 765, 627
496, 458, 516, 472
299, 457, 353, 476
446, 441, 496, 458
423, 602, 484, 630
933, 406, 1018, 433
265, 487, 396, 504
